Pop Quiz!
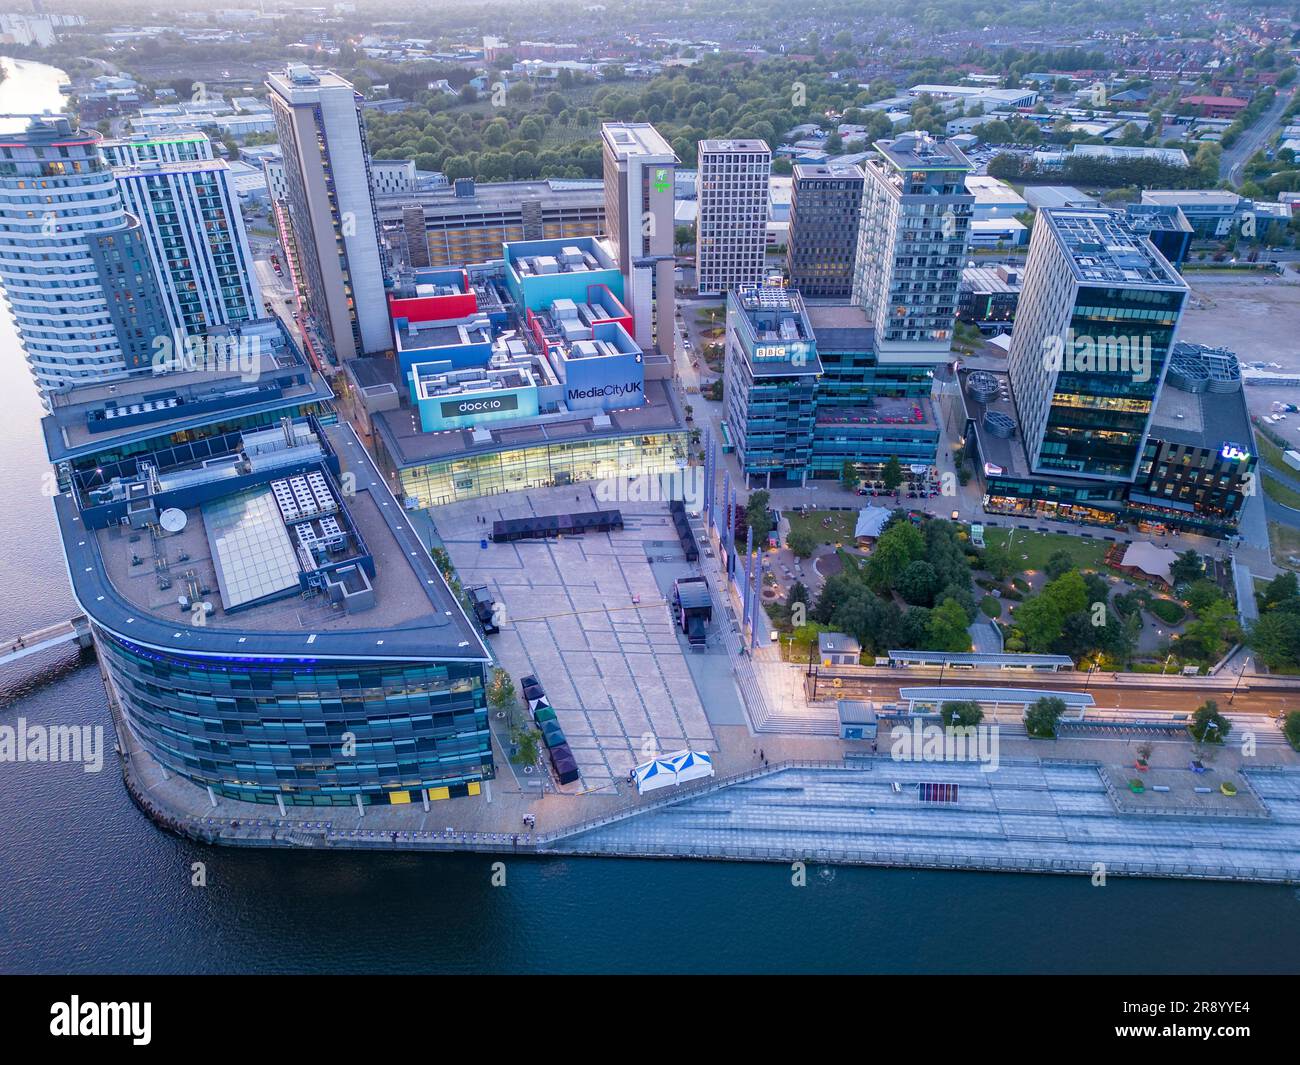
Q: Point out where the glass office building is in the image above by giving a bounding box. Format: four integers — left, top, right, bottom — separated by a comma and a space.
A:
46, 318, 494, 807
1007, 208, 1188, 483
391, 430, 689, 509
98, 633, 490, 805
723, 286, 822, 485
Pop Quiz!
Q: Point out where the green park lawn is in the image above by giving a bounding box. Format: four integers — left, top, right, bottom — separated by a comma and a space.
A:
982, 527, 1108, 574
785, 509, 858, 549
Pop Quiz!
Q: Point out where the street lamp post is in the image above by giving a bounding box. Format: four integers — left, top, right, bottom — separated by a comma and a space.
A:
1228, 656, 1252, 705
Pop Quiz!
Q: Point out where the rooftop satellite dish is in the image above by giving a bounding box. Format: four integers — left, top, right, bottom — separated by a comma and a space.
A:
159, 508, 187, 534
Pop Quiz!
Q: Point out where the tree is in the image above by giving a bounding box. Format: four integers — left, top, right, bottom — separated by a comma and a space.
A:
987, 152, 1023, 180
840, 460, 860, 491
1170, 549, 1205, 585
1057, 610, 1102, 661
510, 724, 541, 764
787, 581, 810, 617
1041, 569, 1088, 619
866, 521, 925, 592
744, 490, 773, 543
1045, 550, 1075, 581
1190, 699, 1231, 745
1014, 595, 1064, 653
1248, 610, 1300, 668
926, 597, 971, 652
488, 668, 518, 727
939, 699, 984, 727
1184, 579, 1223, 615
981, 544, 1016, 581
787, 526, 818, 559
1178, 599, 1240, 662
1284, 709, 1300, 752
897, 560, 941, 606
482, 118, 510, 147
881, 455, 905, 492
1259, 570, 1300, 612
1025, 696, 1067, 738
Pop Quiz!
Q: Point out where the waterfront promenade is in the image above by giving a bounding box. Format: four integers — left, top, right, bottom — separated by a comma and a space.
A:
105, 655, 1300, 883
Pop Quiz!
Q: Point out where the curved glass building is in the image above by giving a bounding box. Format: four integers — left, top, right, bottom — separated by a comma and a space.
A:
46, 318, 493, 807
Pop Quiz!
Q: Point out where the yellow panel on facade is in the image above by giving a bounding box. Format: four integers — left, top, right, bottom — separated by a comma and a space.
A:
389, 790, 411, 805
467, 781, 481, 796
427, 786, 451, 801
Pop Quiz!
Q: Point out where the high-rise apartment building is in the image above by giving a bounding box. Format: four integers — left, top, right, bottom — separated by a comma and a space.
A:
100, 132, 213, 167
108, 150, 262, 337
84, 211, 173, 375
787, 163, 863, 299
0, 116, 171, 399
264, 157, 308, 314
696, 138, 770, 296
1006, 207, 1187, 481
601, 122, 678, 356
267, 65, 389, 361
853, 134, 973, 364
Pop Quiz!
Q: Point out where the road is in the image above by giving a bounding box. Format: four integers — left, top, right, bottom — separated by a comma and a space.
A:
1221, 88, 1293, 186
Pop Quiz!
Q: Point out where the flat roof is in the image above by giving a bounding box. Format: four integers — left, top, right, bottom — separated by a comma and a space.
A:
1022, 185, 1099, 210
960, 368, 1034, 480
1150, 349, 1252, 453
793, 162, 864, 181
965, 175, 1028, 205
42, 320, 334, 463
375, 177, 605, 214
601, 121, 677, 161
1141, 189, 1242, 207
1041, 208, 1187, 289
700, 138, 770, 153
804, 303, 874, 352
818, 394, 937, 431
730, 287, 823, 377
960, 265, 1022, 293
266, 67, 359, 101
58, 421, 488, 662
875, 135, 971, 172
889, 650, 1074, 666
900, 687, 1095, 707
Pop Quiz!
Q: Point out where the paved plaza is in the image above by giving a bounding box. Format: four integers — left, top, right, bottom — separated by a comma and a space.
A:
439, 486, 719, 790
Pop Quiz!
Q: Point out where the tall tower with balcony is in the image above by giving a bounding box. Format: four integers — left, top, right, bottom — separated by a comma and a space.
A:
0, 116, 168, 400
853, 134, 973, 366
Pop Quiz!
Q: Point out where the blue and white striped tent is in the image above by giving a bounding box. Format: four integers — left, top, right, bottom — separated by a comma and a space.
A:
632, 757, 679, 794
668, 749, 715, 783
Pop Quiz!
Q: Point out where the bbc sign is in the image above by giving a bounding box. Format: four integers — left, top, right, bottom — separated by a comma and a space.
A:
441, 393, 519, 419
